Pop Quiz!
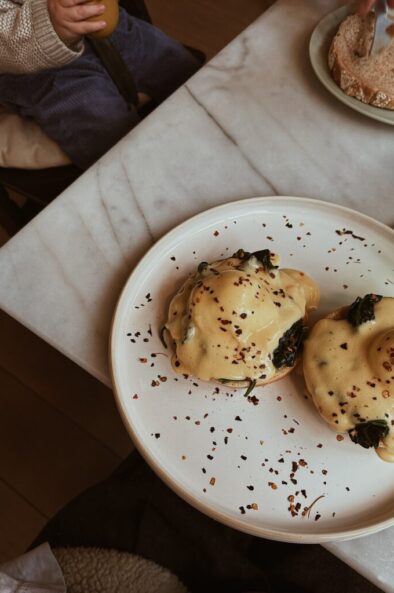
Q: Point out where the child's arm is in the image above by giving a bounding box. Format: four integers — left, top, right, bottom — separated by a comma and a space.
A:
0, 0, 107, 74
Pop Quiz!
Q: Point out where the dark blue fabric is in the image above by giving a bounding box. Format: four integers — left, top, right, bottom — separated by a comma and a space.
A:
0, 11, 200, 169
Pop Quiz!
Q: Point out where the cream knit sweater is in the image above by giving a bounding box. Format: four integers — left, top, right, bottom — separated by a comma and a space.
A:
0, 0, 83, 74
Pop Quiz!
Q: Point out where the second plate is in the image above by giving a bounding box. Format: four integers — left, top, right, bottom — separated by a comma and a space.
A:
309, 5, 394, 126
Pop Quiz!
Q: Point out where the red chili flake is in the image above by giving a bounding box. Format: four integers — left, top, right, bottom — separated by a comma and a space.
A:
343, 284, 348, 289
209, 477, 216, 486
317, 443, 323, 448
239, 506, 246, 514
213, 230, 219, 236
266, 236, 273, 241
340, 343, 348, 350
288, 500, 298, 514
268, 482, 278, 490
336, 435, 344, 441
181, 455, 186, 460
299, 459, 307, 467
159, 376, 167, 382
250, 503, 258, 510
132, 394, 139, 399
277, 396, 282, 401
227, 428, 233, 433
154, 433, 160, 439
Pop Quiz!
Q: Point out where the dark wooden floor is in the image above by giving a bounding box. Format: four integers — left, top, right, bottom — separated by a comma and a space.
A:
0, 0, 273, 561
147, 0, 273, 60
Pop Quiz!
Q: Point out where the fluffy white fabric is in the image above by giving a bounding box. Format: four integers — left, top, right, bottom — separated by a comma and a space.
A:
54, 547, 189, 593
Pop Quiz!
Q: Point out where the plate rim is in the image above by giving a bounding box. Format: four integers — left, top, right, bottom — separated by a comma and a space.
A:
309, 5, 394, 126
109, 195, 394, 544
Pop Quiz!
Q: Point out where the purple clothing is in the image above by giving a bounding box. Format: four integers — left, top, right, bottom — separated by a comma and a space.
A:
0, 11, 200, 169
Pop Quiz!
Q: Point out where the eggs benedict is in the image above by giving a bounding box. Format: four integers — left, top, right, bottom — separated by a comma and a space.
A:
163, 249, 320, 393
303, 294, 394, 462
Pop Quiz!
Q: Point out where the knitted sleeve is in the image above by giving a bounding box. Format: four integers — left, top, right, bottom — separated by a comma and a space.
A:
0, 0, 84, 74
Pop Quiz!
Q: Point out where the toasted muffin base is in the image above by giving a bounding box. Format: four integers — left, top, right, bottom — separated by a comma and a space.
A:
214, 360, 299, 390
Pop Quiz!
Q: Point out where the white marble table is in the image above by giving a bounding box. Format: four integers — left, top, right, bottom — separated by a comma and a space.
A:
1, 0, 393, 589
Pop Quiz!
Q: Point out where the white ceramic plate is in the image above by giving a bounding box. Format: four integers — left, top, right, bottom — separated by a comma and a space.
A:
309, 5, 394, 126
110, 196, 394, 543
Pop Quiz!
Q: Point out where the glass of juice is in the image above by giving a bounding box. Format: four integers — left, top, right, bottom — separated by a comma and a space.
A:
88, 0, 119, 39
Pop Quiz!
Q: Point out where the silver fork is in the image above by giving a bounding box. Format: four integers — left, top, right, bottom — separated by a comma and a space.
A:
370, 0, 393, 56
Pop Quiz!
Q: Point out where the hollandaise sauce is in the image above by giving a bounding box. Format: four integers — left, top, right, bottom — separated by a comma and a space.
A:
304, 296, 394, 461
165, 250, 319, 386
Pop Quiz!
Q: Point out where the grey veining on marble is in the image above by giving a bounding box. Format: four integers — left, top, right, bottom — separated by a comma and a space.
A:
0, 0, 394, 588
1, 0, 393, 385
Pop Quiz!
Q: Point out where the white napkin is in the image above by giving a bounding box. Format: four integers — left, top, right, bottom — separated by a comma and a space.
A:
0, 543, 66, 593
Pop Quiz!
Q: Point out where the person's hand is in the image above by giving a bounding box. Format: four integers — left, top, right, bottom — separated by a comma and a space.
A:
47, 0, 107, 47
357, 0, 394, 16
358, 0, 375, 15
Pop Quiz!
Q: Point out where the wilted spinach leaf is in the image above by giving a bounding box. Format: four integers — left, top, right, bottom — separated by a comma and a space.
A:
272, 319, 306, 368
233, 248, 277, 271
251, 249, 278, 271
346, 294, 382, 327
219, 377, 257, 397
348, 419, 389, 449
197, 261, 209, 274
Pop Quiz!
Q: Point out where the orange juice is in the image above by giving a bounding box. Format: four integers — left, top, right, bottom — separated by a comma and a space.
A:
88, 0, 119, 39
